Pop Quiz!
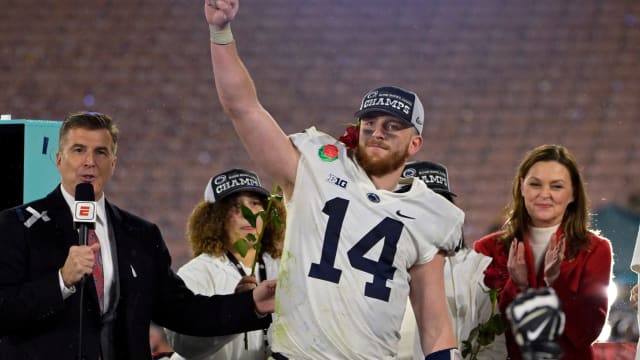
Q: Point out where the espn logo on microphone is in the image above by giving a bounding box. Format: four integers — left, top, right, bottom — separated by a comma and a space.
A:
73, 201, 96, 223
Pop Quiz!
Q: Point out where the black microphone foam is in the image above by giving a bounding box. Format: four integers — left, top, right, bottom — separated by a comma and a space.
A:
75, 183, 95, 202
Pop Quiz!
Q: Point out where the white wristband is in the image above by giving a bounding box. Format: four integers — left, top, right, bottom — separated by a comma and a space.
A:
209, 24, 234, 45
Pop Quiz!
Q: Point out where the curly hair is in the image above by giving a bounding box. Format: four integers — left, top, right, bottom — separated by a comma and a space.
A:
500, 144, 590, 258
186, 192, 285, 259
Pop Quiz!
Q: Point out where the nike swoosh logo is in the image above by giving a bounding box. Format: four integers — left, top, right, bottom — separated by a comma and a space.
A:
396, 210, 415, 220
526, 317, 551, 340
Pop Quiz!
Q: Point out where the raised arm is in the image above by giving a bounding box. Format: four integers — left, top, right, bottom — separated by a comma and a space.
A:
204, 0, 299, 194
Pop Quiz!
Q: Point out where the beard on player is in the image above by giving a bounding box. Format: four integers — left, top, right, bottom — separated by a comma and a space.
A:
355, 138, 411, 177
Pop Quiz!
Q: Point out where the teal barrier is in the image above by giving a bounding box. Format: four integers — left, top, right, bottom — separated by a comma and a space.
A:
0, 119, 61, 204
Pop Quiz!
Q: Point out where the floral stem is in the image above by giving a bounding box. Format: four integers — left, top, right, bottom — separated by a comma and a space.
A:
249, 182, 279, 277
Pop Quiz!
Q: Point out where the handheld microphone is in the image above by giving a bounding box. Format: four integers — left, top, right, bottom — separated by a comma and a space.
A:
73, 183, 96, 246
73, 183, 97, 359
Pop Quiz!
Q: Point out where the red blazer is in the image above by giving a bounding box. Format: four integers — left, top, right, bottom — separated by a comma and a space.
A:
474, 227, 612, 360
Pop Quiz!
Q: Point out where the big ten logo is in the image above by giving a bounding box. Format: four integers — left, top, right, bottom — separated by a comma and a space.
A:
327, 173, 348, 189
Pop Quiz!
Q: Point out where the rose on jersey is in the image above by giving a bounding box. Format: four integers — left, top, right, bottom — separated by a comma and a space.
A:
338, 123, 360, 150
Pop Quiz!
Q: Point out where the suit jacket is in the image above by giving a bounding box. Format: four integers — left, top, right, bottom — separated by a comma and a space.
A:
0, 186, 271, 360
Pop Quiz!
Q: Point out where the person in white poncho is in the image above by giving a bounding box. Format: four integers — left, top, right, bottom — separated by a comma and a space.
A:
398, 161, 507, 360
166, 168, 286, 360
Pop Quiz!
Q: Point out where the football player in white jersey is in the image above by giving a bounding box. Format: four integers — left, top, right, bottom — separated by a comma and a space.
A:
399, 161, 507, 360
203, 1, 464, 359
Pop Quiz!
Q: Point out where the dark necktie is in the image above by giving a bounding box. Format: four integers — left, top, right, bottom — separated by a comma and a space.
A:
88, 229, 104, 313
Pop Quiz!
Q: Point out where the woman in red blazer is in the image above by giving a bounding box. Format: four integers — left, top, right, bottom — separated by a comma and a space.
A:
474, 144, 612, 360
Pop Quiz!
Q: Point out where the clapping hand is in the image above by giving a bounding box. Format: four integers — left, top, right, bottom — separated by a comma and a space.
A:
508, 239, 529, 290
544, 234, 566, 286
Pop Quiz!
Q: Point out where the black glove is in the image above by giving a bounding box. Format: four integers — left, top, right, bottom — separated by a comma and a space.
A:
505, 287, 565, 360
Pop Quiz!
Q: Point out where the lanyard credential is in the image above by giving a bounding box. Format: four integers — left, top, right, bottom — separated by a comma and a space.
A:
224, 249, 270, 352
224, 249, 267, 282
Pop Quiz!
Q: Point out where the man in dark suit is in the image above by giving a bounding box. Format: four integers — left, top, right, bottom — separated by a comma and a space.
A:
0, 111, 276, 360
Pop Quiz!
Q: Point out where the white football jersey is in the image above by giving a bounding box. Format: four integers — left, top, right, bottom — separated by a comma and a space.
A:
270, 127, 464, 359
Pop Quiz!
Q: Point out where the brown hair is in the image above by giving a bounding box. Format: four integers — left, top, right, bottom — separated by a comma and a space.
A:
500, 144, 590, 258
60, 111, 119, 155
187, 192, 285, 259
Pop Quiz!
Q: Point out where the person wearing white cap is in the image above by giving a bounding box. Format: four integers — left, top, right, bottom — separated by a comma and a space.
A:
398, 161, 507, 360
166, 168, 286, 360
203, 2, 464, 359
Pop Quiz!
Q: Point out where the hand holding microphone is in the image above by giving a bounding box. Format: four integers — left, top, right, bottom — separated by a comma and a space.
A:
60, 243, 100, 287
59, 183, 100, 287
